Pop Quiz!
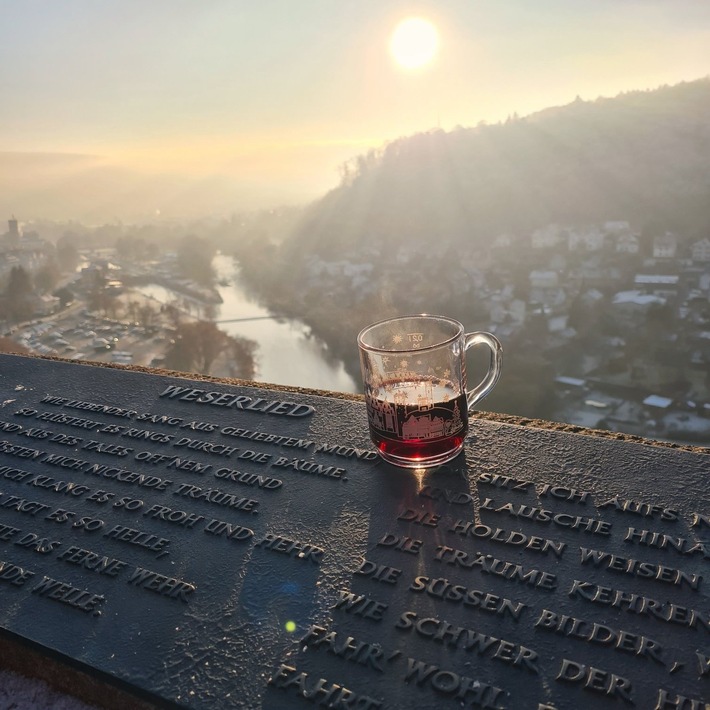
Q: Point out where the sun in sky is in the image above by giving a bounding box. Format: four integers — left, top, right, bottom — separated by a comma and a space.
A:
389, 17, 439, 69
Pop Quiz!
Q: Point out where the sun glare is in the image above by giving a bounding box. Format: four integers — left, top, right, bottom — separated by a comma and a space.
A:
389, 18, 439, 70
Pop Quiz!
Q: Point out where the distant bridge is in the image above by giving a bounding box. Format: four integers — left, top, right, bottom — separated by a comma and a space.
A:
215, 315, 281, 324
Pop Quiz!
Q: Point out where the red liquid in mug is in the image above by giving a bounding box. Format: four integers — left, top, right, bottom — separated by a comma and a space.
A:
372, 429, 466, 462
366, 382, 468, 465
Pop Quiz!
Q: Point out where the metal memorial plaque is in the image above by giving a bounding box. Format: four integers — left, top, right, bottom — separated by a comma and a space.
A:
0, 354, 708, 709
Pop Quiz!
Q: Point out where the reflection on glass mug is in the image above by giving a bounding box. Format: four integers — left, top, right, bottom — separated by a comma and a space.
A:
358, 314, 502, 468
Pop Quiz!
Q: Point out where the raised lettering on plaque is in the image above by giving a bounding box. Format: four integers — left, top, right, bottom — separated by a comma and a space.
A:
0, 354, 708, 710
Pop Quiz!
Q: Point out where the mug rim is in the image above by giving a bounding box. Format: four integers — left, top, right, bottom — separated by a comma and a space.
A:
357, 314, 464, 354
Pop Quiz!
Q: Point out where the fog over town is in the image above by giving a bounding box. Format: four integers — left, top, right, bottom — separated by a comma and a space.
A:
2, 3, 710, 448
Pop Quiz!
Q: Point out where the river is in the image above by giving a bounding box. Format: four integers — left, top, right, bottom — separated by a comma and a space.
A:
136, 254, 358, 393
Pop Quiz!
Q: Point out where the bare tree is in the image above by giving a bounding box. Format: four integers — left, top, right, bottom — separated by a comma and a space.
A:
164, 321, 256, 377
137, 303, 158, 327
3, 266, 34, 323
164, 300, 183, 328
126, 300, 141, 324
227, 335, 258, 380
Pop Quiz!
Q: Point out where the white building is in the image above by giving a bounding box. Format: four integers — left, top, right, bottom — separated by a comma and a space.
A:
547, 314, 570, 333
492, 233, 514, 249
613, 291, 666, 307
634, 274, 679, 298
616, 233, 640, 254
529, 270, 559, 288
531, 224, 564, 249
568, 225, 605, 252
653, 232, 677, 259
604, 220, 632, 235
489, 296, 526, 326
691, 238, 710, 262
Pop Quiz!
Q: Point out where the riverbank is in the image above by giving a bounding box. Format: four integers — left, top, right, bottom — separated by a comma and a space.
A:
3, 280, 251, 381
3, 252, 357, 392
126, 255, 357, 391
207, 255, 357, 392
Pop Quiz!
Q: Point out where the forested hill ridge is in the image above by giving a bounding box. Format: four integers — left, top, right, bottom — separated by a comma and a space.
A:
230, 77, 710, 424
284, 77, 710, 260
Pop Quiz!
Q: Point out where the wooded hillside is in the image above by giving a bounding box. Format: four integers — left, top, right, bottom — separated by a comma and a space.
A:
286, 77, 710, 259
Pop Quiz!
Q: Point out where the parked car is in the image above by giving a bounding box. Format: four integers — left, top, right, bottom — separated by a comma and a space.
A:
92, 338, 113, 351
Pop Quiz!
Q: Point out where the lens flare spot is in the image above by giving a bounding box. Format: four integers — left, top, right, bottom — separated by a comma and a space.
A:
285, 620, 297, 633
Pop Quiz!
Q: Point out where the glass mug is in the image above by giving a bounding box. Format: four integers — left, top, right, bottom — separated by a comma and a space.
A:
358, 315, 502, 468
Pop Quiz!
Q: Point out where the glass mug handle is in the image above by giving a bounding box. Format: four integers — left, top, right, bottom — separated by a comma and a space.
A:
464, 332, 503, 413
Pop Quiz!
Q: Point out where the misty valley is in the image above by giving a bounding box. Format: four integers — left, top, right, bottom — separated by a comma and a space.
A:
2, 79, 710, 447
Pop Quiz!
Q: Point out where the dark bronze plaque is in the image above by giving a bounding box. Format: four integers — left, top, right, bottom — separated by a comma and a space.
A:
0, 354, 708, 709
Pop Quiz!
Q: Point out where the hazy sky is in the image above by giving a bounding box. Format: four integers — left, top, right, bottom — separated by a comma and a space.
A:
1, 0, 709, 221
